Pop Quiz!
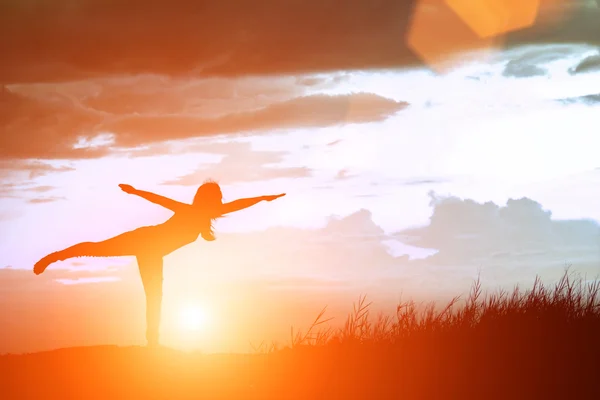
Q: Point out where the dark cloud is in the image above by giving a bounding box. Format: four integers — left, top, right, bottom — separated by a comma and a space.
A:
506, 44, 580, 65
0, 0, 419, 84
0, 88, 109, 159
569, 54, 600, 74
2, 81, 407, 160
500, 44, 591, 78
556, 93, 600, 105
162, 142, 312, 186
77, 74, 334, 116
502, 60, 547, 78
395, 192, 600, 267
1, 1, 599, 83
102, 93, 408, 147
506, 3, 600, 46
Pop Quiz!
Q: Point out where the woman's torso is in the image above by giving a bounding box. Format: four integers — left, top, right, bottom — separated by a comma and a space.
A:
147, 207, 216, 256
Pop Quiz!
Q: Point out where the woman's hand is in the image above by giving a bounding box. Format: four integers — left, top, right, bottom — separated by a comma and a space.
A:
119, 184, 137, 194
263, 193, 286, 202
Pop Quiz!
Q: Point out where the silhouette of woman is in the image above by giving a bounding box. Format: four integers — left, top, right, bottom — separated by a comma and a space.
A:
33, 180, 285, 347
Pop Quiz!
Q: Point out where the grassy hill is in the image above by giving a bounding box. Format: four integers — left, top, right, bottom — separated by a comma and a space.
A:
2, 272, 599, 399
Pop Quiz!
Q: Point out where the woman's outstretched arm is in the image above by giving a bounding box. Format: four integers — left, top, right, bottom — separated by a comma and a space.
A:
221, 193, 285, 215
119, 184, 189, 213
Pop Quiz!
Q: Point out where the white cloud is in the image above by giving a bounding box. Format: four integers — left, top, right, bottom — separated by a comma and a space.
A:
395, 192, 600, 280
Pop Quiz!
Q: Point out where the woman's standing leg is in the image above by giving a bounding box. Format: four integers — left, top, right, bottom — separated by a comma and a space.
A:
137, 254, 164, 347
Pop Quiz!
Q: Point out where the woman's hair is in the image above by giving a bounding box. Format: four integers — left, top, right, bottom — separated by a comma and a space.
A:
193, 179, 223, 240
193, 179, 222, 205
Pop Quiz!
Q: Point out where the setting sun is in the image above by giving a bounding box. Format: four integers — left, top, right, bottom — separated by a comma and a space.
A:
178, 305, 210, 331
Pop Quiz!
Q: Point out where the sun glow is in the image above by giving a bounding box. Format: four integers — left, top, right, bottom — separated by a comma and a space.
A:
178, 305, 210, 331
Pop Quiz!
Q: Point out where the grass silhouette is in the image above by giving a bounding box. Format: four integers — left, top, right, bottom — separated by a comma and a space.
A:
2, 270, 599, 399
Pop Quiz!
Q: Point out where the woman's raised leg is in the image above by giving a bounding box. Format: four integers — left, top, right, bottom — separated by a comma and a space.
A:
33, 227, 152, 275
137, 254, 164, 348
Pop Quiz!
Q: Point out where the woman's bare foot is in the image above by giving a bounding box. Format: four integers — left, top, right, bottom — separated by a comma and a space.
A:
33, 252, 63, 275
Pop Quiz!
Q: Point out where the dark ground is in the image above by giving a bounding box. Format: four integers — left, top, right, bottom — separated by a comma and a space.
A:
1, 335, 598, 400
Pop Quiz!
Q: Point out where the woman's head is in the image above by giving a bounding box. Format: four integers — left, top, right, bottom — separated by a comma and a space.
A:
193, 180, 223, 208
193, 180, 222, 240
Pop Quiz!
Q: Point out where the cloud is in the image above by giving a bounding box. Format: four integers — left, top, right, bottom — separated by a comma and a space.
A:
556, 93, 600, 105
569, 54, 600, 74
5, 196, 598, 292
162, 142, 312, 186
19, 162, 75, 179
2, 77, 407, 160
502, 60, 547, 78
0, 265, 131, 292
0, 88, 108, 160
334, 169, 355, 181
101, 93, 408, 147
506, 3, 600, 46
28, 196, 67, 204
0, 188, 64, 204
0, 184, 20, 199
500, 44, 589, 78
77, 74, 336, 116
0, 1, 421, 84
1, 184, 57, 198
0, 161, 73, 199
395, 192, 600, 269
27, 186, 56, 194
2, 1, 599, 83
